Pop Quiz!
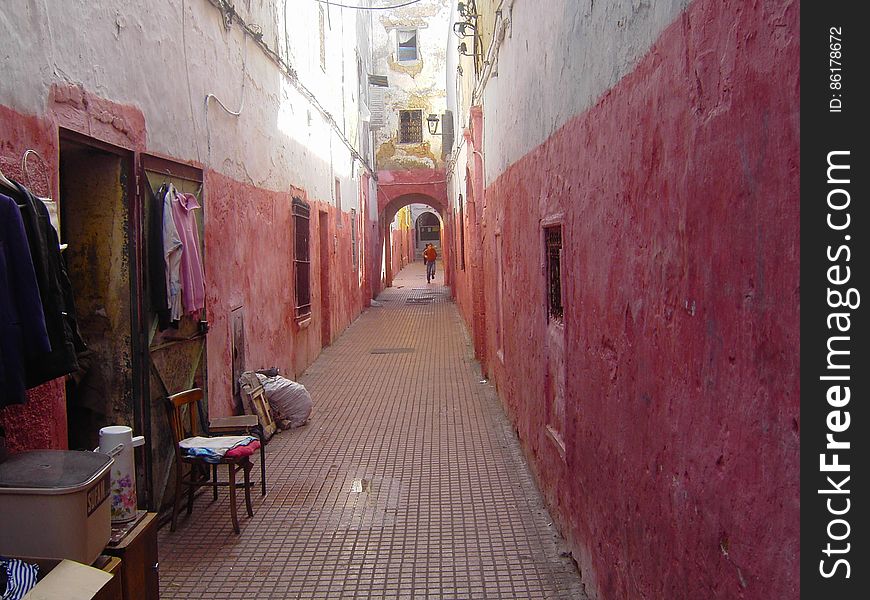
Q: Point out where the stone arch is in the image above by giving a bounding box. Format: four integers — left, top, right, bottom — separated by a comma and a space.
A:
378, 192, 451, 289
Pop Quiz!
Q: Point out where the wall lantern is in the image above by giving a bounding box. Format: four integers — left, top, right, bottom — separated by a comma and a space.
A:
426, 113, 440, 135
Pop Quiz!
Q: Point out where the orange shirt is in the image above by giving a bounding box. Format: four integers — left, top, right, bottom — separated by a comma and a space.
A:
423, 246, 437, 261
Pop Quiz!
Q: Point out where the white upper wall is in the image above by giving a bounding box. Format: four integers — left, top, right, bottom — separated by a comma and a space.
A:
447, 0, 690, 185
0, 0, 374, 208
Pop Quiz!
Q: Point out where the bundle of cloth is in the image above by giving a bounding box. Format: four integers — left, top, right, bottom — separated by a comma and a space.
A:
255, 372, 312, 430
179, 435, 260, 463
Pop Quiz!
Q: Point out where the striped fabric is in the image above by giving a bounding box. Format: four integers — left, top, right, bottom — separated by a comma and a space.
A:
0, 557, 39, 600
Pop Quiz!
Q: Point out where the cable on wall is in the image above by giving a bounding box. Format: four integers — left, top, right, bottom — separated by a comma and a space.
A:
203, 0, 376, 178
204, 21, 248, 164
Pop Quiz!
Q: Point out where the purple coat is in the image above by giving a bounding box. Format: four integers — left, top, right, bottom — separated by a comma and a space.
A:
1, 192, 51, 406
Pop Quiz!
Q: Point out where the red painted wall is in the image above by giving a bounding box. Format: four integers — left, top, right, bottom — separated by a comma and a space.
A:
2, 98, 372, 446
457, 1, 800, 598
204, 172, 368, 417
1, 107, 66, 451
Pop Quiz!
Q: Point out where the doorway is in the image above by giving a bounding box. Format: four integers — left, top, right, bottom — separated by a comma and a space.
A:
415, 211, 440, 258
58, 133, 137, 452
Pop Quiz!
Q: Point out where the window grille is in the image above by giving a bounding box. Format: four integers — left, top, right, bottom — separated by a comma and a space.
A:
545, 225, 563, 321
458, 199, 466, 271
351, 208, 358, 270
293, 198, 311, 317
399, 110, 423, 144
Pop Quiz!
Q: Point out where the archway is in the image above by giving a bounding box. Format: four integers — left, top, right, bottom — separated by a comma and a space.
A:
414, 210, 441, 258
377, 192, 451, 291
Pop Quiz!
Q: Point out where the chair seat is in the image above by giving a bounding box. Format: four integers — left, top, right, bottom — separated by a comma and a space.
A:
179, 435, 258, 464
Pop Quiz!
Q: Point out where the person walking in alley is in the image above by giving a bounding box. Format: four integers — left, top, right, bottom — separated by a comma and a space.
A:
423, 243, 437, 283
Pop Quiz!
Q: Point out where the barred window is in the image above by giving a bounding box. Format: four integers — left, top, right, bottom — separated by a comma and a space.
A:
545, 225, 563, 322
458, 199, 466, 271
399, 109, 422, 144
293, 198, 311, 317
351, 208, 358, 271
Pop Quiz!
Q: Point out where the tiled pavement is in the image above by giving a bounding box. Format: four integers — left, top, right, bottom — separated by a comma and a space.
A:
158, 261, 588, 599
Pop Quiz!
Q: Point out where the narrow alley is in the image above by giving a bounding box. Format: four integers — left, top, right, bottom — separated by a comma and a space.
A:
157, 262, 587, 599
2, 1, 801, 598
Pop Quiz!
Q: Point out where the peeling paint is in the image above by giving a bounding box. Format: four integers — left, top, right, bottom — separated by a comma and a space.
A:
451, 0, 799, 598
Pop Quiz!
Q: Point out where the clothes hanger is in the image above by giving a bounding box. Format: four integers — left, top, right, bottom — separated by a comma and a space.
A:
21, 149, 52, 198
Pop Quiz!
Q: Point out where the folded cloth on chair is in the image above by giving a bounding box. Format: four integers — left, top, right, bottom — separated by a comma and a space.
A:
225, 438, 260, 459
179, 435, 257, 463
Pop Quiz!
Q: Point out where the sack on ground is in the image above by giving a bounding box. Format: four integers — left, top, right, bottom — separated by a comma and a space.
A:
255, 373, 312, 429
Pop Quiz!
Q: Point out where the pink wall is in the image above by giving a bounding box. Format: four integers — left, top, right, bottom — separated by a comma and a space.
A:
1, 106, 66, 451
0, 90, 146, 452
204, 172, 369, 417
456, 1, 800, 598
2, 97, 373, 445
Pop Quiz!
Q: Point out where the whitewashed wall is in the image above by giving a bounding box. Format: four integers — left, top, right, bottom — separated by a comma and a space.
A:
0, 0, 374, 209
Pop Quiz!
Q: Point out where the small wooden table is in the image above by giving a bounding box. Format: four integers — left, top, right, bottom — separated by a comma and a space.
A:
104, 512, 159, 600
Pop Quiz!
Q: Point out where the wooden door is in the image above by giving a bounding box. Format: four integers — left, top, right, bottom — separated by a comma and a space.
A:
140, 156, 206, 512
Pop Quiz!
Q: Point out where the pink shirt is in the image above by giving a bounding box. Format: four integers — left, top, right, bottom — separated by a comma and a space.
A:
171, 192, 205, 314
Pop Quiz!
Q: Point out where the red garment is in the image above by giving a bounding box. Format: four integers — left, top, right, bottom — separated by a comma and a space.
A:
423, 246, 437, 261
224, 438, 261, 459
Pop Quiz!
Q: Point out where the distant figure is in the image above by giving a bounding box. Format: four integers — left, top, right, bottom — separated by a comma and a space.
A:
423, 243, 437, 283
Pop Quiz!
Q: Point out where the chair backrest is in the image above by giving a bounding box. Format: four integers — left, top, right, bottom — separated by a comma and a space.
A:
166, 388, 205, 454
238, 374, 277, 441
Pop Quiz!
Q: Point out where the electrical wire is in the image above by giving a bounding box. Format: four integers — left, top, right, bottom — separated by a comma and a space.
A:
314, 0, 426, 10
201, 0, 375, 177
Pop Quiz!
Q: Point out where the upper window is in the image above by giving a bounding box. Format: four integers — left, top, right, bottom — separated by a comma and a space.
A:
397, 29, 418, 62
293, 198, 312, 318
399, 109, 423, 144
545, 225, 563, 322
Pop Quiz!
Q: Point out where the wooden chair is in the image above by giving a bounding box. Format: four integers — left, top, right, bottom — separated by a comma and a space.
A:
208, 412, 267, 496
166, 388, 254, 534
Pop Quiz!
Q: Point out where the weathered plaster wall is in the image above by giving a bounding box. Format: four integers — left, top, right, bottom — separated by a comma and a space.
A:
0, 105, 67, 450
451, 0, 800, 598
371, 0, 451, 171
1, 1, 376, 445
481, 0, 690, 184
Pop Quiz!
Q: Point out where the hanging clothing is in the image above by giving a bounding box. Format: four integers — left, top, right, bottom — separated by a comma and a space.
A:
172, 191, 206, 314
147, 181, 171, 329
11, 180, 83, 388
162, 184, 184, 322
1, 194, 51, 407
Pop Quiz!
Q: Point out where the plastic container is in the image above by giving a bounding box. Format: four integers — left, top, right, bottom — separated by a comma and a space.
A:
0, 450, 113, 564
96, 425, 144, 523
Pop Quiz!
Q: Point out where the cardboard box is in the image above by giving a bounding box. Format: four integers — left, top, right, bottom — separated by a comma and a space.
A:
6, 556, 117, 600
